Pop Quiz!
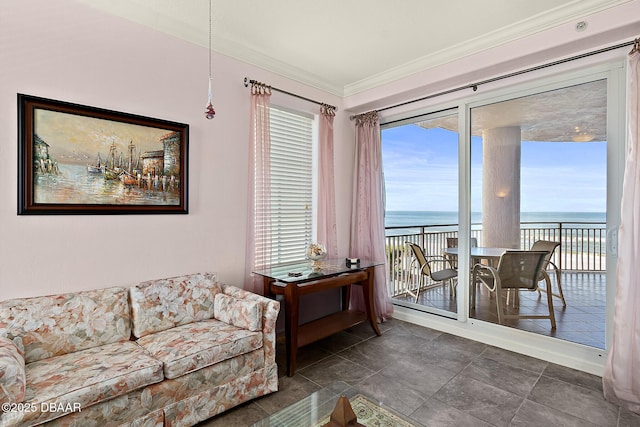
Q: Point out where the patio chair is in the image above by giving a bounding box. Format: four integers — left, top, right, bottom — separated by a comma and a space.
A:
471, 250, 556, 329
446, 237, 478, 248
406, 242, 458, 303
530, 240, 566, 307
445, 237, 478, 269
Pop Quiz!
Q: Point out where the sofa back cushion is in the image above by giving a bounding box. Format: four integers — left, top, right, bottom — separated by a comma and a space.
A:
129, 272, 220, 338
0, 287, 131, 363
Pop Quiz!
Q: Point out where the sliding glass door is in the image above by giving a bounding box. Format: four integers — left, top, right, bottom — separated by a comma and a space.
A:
381, 64, 623, 349
382, 109, 460, 317
469, 78, 609, 348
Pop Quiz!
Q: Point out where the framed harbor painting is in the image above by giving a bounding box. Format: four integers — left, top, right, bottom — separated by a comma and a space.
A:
18, 94, 189, 215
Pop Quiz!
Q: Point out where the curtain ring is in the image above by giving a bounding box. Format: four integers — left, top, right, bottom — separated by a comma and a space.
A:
321, 104, 335, 117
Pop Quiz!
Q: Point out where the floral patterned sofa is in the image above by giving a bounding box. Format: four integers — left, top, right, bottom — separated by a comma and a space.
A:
0, 272, 279, 427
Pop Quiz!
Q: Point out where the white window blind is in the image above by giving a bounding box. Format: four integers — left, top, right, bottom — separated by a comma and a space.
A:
268, 106, 314, 265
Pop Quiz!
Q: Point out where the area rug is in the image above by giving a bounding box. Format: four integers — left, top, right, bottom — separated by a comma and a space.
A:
316, 394, 416, 427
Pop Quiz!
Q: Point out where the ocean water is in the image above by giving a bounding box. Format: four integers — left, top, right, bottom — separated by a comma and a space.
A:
385, 211, 606, 228
34, 163, 180, 205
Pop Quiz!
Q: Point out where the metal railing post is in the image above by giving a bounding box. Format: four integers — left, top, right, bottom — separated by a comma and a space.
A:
558, 222, 563, 272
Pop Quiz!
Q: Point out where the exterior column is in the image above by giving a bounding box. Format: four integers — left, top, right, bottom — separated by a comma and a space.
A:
482, 126, 521, 249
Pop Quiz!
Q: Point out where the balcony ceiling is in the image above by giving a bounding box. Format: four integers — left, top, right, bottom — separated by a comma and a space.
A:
419, 79, 607, 142
78, 0, 630, 96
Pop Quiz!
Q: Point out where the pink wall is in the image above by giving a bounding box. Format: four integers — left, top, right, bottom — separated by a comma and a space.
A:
0, 1, 351, 299
2, 0, 637, 300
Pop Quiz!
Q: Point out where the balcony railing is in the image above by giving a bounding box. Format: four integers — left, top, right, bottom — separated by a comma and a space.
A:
386, 221, 606, 298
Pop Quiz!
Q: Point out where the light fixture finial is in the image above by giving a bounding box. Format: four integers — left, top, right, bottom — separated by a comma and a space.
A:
205, 0, 215, 119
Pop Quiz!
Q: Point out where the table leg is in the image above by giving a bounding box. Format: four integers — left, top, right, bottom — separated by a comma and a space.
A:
363, 266, 382, 336
263, 276, 274, 298
342, 284, 351, 311
284, 283, 299, 376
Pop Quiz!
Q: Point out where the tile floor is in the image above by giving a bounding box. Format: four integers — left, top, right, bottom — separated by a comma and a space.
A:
394, 271, 607, 349
199, 318, 638, 426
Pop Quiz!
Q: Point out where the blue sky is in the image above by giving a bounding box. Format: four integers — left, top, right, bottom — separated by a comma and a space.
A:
381, 125, 607, 213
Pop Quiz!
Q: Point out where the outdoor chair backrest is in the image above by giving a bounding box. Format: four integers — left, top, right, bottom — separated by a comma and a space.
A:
407, 242, 431, 276
496, 251, 548, 290
530, 240, 560, 280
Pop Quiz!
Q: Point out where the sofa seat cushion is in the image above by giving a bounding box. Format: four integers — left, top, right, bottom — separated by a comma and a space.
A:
136, 319, 263, 380
0, 341, 164, 427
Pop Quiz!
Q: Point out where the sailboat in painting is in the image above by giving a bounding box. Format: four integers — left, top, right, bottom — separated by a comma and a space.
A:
118, 141, 138, 185
104, 142, 121, 180
86, 153, 104, 174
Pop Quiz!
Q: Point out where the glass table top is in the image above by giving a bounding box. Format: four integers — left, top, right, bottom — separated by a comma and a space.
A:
251, 381, 420, 427
252, 258, 381, 284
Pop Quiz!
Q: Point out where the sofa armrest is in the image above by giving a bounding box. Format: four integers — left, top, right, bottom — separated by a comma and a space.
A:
220, 284, 280, 366
0, 337, 26, 404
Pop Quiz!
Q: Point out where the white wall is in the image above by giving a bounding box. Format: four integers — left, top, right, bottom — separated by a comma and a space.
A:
0, 0, 353, 299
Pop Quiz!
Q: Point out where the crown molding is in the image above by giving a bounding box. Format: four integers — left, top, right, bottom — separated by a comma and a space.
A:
209, 38, 346, 96
342, 0, 631, 97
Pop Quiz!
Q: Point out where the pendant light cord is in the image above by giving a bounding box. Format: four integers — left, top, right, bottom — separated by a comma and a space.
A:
204, 0, 215, 119
208, 0, 212, 81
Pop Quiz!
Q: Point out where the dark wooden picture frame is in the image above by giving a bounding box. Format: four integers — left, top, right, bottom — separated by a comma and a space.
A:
18, 94, 189, 215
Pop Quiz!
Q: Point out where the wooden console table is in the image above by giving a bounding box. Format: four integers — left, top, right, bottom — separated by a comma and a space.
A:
254, 259, 382, 376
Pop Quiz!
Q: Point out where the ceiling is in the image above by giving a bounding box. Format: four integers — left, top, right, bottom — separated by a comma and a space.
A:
420, 79, 607, 141
78, 0, 630, 96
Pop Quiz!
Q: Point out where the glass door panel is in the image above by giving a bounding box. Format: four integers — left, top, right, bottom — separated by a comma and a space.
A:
382, 109, 460, 317
469, 79, 607, 348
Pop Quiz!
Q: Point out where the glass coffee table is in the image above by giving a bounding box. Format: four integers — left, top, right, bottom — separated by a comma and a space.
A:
251, 382, 421, 427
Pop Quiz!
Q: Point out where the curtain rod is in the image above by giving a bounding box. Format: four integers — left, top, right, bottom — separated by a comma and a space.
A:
243, 77, 337, 111
349, 38, 637, 120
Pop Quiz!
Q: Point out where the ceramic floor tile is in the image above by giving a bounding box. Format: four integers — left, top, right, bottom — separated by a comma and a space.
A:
296, 354, 375, 387
314, 330, 365, 354
353, 371, 428, 417
430, 332, 488, 355
412, 339, 481, 373
618, 406, 640, 427
542, 362, 604, 393
479, 346, 549, 374
433, 374, 524, 427
461, 356, 542, 397
378, 355, 458, 398
410, 398, 494, 427
509, 399, 601, 427
336, 338, 399, 372
528, 375, 619, 427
